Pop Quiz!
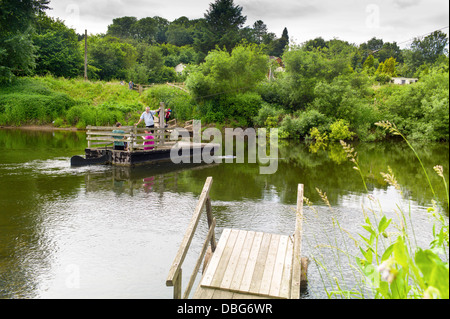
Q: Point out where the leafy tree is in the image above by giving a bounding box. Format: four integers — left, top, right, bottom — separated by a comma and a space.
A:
134, 17, 159, 42
406, 30, 449, 72
304, 37, 327, 51
32, 14, 83, 77
270, 27, 289, 57
362, 54, 377, 74
0, 0, 50, 82
186, 42, 268, 99
281, 48, 327, 110
166, 21, 194, 46
378, 57, 397, 77
87, 35, 137, 80
107, 16, 138, 39
152, 16, 169, 43
377, 42, 403, 63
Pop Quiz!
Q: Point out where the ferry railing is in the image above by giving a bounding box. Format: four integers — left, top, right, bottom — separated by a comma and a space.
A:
86, 125, 177, 152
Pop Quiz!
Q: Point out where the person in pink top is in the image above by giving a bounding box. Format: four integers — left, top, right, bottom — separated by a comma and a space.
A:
142, 130, 154, 150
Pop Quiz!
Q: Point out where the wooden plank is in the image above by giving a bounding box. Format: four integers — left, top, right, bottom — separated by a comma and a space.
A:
193, 286, 215, 299
210, 229, 239, 288
201, 228, 232, 287
248, 233, 272, 294
269, 235, 289, 298
269, 236, 289, 296
259, 234, 280, 296
239, 231, 264, 292
211, 289, 234, 299
232, 293, 270, 299
166, 177, 213, 286
279, 238, 294, 299
229, 231, 255, 292
220, 230, 248, 290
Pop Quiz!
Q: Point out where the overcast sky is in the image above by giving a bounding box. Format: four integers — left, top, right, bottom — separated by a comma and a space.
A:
47, 0, 449, 47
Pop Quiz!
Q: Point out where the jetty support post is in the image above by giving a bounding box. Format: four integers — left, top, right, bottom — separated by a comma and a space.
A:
291, 183, 304, 299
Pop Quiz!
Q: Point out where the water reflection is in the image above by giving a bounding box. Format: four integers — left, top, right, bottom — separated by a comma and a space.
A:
0, 128, 448, 299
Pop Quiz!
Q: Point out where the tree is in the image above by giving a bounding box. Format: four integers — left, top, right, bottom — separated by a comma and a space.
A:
107, 16, 138, 39
87, 35, 137, 80
304, 37, 328, 51
410, 31, 448, 66
186, 42, 268, 98
381, 57, 397, 77
281, 48, 327, 110
362, 54, 376, 74
269, 27, 289, 57
166, 17, 195, 46
252, 20, 268, 44
0, 0, 50, 82
377, 42, 403, 63
204, 0, 247, 50
134, 17, 158, 42
32, 14, 83, 77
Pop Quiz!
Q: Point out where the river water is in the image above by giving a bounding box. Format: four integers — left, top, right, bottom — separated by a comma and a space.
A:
0, 128, 448, 299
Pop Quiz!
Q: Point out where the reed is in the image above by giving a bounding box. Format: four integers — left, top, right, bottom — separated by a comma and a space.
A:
304, 122, 449, 299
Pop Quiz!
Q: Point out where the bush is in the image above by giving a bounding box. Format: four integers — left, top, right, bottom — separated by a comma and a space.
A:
0, 78, 76, 125
329, 119, 355, 140
141, 85, 194, 120
253, 102, 285, 127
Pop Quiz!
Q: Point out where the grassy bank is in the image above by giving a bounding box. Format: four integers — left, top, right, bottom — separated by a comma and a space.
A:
0, 75, 191, 129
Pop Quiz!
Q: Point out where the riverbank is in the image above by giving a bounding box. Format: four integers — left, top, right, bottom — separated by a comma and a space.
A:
1, 74, 448, 142
0, 125, 78, 131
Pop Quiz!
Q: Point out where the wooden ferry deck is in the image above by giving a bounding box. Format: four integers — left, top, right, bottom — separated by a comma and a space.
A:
166, 177, 305, 299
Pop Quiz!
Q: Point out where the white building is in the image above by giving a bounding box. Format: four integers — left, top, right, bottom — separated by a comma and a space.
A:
390, 77, 418, 85
174, 63, 186, 75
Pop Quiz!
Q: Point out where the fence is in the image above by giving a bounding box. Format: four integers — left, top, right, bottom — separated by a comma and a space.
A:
86, 125, 176, 152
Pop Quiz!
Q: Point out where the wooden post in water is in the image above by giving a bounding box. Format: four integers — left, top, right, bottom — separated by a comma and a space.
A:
84, 29, 88, 81
290, 183, 304, 299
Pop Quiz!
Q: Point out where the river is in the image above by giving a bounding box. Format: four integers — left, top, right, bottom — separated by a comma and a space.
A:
0, 128, 448, 299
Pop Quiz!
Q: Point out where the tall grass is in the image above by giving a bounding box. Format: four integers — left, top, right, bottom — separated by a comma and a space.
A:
0, 76, 146, 127
304, 122, 449, 299
0, 76, 198, 127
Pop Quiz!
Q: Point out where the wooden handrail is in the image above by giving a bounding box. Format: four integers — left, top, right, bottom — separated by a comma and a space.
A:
85, 124, 179, 151
166, 176, 216, 299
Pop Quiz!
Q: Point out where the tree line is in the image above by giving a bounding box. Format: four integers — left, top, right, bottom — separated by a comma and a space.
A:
1, 0, 448, 141
3, 0, 446, 84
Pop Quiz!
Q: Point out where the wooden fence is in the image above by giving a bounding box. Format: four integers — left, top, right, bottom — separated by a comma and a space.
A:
86, 125, 177, 152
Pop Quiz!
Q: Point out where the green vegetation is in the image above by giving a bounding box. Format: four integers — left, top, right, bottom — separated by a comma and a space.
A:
1, 0, 449, 141
306, 127, 448, 299
0, 76, 143, 128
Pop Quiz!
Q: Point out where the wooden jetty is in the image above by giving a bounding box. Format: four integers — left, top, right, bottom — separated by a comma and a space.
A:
77, 103, 207, 167
166, 177, 305, 299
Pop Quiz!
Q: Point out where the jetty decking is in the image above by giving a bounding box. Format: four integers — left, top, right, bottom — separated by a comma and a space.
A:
166, 177, 305, 299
